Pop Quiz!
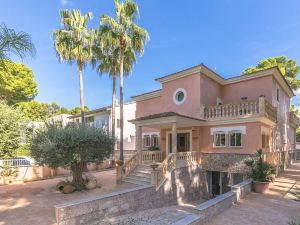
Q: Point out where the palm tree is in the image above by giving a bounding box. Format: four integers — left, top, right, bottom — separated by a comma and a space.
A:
93, 27, 136, 159
53, 10, 94, 124
0, 23, 36, 68
100, 0, 149, 161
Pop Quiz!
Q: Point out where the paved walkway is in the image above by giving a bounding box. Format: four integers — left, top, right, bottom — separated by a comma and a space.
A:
210, 161, 300, 225
0, 169, 136, 225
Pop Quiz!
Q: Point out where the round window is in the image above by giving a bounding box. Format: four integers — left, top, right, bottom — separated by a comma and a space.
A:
173, 88, 187, 105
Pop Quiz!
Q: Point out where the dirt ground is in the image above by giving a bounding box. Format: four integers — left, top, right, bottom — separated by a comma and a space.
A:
0, 169, 136, 225
210, 161, 300, 225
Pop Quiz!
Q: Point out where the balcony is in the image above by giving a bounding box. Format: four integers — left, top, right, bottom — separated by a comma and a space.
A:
203, 97, 277, 122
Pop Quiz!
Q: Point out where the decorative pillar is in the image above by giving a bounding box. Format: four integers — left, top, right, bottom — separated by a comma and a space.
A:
259, 96, 265, 116
136, 125, 142, 164
200, 104, 205, 119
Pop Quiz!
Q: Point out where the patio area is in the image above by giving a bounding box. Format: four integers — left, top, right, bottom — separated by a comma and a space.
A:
209, 161, 300, 225
0, 169, 136, 225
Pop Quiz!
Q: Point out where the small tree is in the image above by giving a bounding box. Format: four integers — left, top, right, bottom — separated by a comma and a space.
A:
0, 101, 27, 158
244, 149, 276, 182
31, 124, 114, 190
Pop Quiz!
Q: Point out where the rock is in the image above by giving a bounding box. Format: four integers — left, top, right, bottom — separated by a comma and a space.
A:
85, 179, 97, 190
62, 183, 76, 194
56, 181, 67, 192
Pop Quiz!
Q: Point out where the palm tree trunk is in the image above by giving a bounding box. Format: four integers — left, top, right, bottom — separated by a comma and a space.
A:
78, 65, 85, 124
119, 51, 124, 162
111, 69, 116, 160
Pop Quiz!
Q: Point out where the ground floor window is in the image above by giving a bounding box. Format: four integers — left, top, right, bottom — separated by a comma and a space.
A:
143, 135, 151, 148
229, 131, 242, 147
151, 135, 159, 147
262, 133, 270, 148
214, 132, 226, 147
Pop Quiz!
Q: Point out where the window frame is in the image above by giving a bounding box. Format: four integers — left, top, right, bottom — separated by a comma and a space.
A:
213, 131, 226, 148
276, 87, 280, 102
151, 134, 159, 147
143, 135, 151, 148
229, 130, 242, 148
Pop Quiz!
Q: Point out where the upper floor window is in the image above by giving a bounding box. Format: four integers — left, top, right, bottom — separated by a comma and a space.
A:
214, 132, 226, 147
276, 88, 280, 102
173, 88, 187, 105
229, 131, 242, 147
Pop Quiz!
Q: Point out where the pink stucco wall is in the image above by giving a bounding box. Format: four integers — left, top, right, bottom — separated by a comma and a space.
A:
200, 74, 222, 106
222, 76, 273, 103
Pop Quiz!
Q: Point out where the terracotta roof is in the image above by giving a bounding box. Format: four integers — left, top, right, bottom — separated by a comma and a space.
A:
131, 112, 205, 122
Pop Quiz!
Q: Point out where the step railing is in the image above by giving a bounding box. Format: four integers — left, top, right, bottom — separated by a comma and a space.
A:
176, 151, 201, 167
116, 151, 141, 183
141, 151, 163, 163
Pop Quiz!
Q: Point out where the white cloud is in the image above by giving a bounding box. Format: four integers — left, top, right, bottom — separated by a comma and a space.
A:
60, 0, 69, 6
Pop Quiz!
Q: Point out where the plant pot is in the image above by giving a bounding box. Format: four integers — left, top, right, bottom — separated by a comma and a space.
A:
253, 181, 270, 193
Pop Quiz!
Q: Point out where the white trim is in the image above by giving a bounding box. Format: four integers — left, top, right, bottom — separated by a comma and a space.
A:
132, 90, 162, 102
173, 88, 187, 105
166, 129, 193, 154
210, 126, 246, 135
142, 132, 160, 137
228, 130, 243, 147
213, 131, 226, 148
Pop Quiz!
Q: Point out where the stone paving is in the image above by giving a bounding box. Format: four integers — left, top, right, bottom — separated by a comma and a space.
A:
209, 161, 300, 225
0, 169, 136, 225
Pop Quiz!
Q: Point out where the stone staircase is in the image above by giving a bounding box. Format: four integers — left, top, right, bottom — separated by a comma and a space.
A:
123, 164, 153, 186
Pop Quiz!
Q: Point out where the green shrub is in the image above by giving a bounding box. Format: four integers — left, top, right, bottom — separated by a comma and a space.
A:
289, 215, 300, 225
31, 123, 114, 190
244, 149, 276, 182
148, 146, 160, 151
0, 164, 18, 177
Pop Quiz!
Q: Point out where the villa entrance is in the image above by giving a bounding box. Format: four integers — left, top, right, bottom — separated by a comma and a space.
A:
168, 132, 190, 153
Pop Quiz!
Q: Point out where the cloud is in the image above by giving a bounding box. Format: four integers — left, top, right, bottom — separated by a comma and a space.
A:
60, 0, 69, 6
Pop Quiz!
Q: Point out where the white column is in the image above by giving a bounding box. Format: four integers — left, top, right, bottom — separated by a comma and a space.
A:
136, 125, 142, 152
172, 122, 177, 154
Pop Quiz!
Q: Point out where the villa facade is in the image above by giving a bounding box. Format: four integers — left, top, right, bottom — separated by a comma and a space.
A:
124, 64, 299, 195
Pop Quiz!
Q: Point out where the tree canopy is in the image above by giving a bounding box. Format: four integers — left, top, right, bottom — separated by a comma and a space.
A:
243, 56, 300, 91
0, 60, 38, 104
31, 124, 114, 190
16, 100, 52, 121
0, 101, 27, 158
0, 23, 36, 68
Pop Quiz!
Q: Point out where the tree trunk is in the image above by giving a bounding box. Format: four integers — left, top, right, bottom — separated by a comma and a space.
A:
78, 65, 85, 124
111, 68, 117, 160
119, 50, 124, 162
71, 162, 85, 190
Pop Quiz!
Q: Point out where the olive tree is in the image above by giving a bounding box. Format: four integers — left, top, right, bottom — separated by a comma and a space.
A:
31, 124, 114, 190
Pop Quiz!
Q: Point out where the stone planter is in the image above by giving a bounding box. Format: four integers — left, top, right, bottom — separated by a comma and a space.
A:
253, 181, 270, 193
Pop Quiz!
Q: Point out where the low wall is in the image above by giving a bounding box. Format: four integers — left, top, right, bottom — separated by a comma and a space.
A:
0, 160, 112, 184
55, 165, 208, 225
192, 179, 252, 225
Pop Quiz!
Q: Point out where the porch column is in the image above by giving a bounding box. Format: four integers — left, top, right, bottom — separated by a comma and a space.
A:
172, 122, 177, 154
136, 125, 142, 152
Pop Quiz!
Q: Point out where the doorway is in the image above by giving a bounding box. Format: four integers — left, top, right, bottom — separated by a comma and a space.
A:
168, 132, 191, 153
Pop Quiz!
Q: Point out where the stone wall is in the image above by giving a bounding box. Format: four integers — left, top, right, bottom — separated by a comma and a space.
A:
201, 153, 254, 173
55, 165, 208, 225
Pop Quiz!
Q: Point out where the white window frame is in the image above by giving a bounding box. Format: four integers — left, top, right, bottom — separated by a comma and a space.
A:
173, 88, 187, 105
151, 134, 159, 147
229, 130, 242, 148
213, 131, 226, 148
143, 135, 151, 148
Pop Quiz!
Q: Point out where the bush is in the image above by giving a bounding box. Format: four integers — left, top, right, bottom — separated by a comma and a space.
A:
289, 216, 300, 225
31, 124, 114, 190
244, 149, 276, 182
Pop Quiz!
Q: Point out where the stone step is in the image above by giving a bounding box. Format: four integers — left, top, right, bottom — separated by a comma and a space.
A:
170, 214, 202, 225
135, 166, 153, 172
127, 175, 151, 182
123, 177, 150, 186
133, 169, 152, 174
131, 172, 151, 178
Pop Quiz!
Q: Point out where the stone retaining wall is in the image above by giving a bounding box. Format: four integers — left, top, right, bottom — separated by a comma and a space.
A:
55, 165, 208, 225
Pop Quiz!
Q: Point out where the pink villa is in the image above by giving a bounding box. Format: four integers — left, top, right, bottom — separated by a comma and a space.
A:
119, 64, 299, 195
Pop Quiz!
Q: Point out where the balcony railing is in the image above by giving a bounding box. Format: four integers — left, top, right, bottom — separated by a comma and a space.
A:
203, 97, 277, 122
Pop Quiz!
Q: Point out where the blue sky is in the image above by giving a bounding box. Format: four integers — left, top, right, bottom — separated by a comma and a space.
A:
1, 0, 300, 110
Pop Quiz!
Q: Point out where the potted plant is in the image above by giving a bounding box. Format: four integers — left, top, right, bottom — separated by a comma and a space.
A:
244, 149, 276, 193
0, 164, 18, 184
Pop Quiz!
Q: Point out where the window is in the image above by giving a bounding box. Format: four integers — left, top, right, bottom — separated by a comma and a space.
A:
151, 135, 159, 147
173, 88, 187, 105
276, 88, 280, 101
229, 131, 242, 147
262, 133, 270, 148
117, 119, 120, 128
86, 116, 94, 123
144, 135, 151, 147
214, 132, 226, 147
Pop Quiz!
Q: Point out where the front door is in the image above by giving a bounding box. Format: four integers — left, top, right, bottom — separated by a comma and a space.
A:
168, 132, 190, 153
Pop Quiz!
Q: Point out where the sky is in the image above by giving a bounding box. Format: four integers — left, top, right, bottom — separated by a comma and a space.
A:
1, 0, 300, 111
